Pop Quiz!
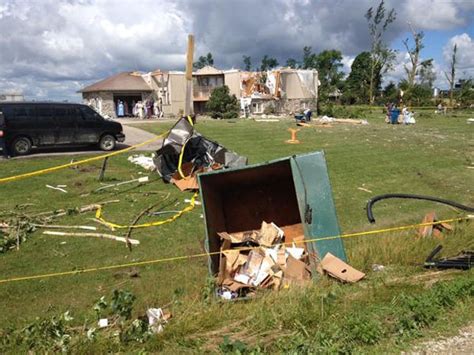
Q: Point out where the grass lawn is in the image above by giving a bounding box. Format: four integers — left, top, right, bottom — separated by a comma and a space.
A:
0, 107, 473, 352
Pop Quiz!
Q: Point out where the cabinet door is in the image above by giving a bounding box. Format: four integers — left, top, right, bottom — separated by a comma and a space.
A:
291, 151, 347, 261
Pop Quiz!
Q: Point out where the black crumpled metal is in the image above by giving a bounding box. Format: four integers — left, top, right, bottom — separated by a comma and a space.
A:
154, 117, 247, 182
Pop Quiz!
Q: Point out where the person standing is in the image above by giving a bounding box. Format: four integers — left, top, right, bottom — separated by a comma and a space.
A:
117, 101, 125, 117
0, 111, 10, 158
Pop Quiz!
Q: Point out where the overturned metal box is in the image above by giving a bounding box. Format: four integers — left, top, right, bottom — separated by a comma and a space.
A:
198, 151, 346, 277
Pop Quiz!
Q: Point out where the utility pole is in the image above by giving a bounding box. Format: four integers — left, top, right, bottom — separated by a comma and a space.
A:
185, 34, 194, 116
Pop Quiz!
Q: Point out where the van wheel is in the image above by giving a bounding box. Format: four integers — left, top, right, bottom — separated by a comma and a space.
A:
12, 137, 32, 156
99, 134, 116, 151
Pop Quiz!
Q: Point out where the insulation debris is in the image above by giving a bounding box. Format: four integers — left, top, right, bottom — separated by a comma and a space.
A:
154, 117, 247, 190
128, 154, 156, 171
216, 221, 311, 299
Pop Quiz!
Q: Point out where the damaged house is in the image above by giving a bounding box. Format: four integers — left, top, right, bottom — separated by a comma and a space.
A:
79, 66, 318, 118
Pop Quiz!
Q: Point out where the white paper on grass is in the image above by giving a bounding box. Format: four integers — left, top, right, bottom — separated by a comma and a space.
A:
98, 318, 109, 328
146, 308, 166, 334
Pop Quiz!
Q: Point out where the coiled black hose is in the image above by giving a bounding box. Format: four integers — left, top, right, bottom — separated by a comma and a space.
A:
366, 193, 474, 223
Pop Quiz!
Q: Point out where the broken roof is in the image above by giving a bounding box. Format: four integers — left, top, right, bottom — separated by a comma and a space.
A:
193, 66, 223, 76
79, 72, 153, 93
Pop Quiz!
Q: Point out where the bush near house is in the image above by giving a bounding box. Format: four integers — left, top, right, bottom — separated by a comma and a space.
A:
206, 85, 240, 119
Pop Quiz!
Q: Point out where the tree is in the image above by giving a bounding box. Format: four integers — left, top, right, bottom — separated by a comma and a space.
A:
383, 81, 398, 102
419, 59, 436, 88
343, 52, 374, 104
286, 58, 298, 68
457, 79, 474, 107
365, 0, 397, 104
260, 55, 279, 71
314, 50, 344, 99
242, 55, 252, 71
402, 27, 431, 87
444, 43, 457, 107
302, 46, 316, 69
205, 85, 240, 119
193, 52, 214, 70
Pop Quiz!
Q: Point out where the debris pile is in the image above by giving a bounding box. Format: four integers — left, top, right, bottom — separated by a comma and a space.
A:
418, 211, 453, 238
154, 117, 247, 191
316, 116, 369, 125
216, 221, 311, 299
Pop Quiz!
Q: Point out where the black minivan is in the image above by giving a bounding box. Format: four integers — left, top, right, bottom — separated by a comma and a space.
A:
0, 102, 125, 156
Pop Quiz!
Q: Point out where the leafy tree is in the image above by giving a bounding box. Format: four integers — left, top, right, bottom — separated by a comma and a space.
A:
383, 81, 398, 102
206, 85, 240, 119
260, 55, 279, 71
242, 55, 252, 71
457, 79, 474, 107
444, 43, 457, 107
193, 52, 214, 70
419, 59, 436, 88
343, 52, 375, 104
365, 0, 397, 104
315, 50, 344, 100
302, 46, 316, 69
286, 58, 298, 68
398, 80, 432, 106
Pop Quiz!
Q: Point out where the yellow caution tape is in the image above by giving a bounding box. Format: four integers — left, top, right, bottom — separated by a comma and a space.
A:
177, 115, 195, 179
0, 130, 169, 184
94, 192, 198, 229
0, 215, 470, 285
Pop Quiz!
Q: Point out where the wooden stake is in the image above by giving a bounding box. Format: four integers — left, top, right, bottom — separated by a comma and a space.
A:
98, 157, 109, 181
184, 34, 194, 116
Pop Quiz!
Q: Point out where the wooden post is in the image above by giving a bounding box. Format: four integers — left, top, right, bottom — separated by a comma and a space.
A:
184, 34, 194, 116
98, 157, 109, 181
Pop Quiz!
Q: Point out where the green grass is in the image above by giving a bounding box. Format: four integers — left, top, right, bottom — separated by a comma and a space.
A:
0, 107, 473, 352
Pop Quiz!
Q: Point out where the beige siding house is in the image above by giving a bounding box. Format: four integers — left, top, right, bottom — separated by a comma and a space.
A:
79, 67, 318, 118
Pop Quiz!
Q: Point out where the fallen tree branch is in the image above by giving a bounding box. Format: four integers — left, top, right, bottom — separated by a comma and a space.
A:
33, 224, 97, 231
43, 231, 140, 245
124, 193, 171, 250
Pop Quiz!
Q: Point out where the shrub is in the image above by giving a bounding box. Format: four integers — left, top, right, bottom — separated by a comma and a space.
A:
206, 85, 240, 119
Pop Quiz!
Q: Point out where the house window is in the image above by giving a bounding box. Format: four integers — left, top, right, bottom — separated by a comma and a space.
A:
252, 102, 263, 114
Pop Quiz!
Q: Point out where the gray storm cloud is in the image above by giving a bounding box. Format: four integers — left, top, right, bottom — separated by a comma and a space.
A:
0, 0, 472, 101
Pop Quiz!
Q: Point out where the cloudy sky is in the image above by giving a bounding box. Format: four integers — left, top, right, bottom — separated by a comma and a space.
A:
0, 0, 473, 102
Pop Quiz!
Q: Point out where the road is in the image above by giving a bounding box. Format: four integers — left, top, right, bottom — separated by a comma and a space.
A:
0, 121, 163, 160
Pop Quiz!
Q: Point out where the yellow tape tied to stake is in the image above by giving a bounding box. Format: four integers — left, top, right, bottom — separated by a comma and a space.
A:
95, 192, 198, 229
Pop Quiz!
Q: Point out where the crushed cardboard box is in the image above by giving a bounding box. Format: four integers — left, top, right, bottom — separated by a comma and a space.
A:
216, 221, 310, 299
418, 211, 453, 238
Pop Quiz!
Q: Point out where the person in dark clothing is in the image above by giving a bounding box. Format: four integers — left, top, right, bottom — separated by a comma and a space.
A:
0, 111, 10, 158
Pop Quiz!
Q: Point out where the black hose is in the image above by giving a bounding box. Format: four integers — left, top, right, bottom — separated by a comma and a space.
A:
366, 193, 474, 223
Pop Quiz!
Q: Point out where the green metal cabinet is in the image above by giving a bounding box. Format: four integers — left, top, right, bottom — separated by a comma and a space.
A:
198, 151, 346, 276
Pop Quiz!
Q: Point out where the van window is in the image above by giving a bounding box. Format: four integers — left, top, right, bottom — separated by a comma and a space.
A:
13, 105, 35, 121
79, 106, 102, 121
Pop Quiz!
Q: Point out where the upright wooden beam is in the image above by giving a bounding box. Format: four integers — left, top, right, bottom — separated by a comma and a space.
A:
184, 34, 194, 116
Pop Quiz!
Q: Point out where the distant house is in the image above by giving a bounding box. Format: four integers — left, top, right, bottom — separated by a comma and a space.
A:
79, 66, 318, 118
0, 91, 24, 102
